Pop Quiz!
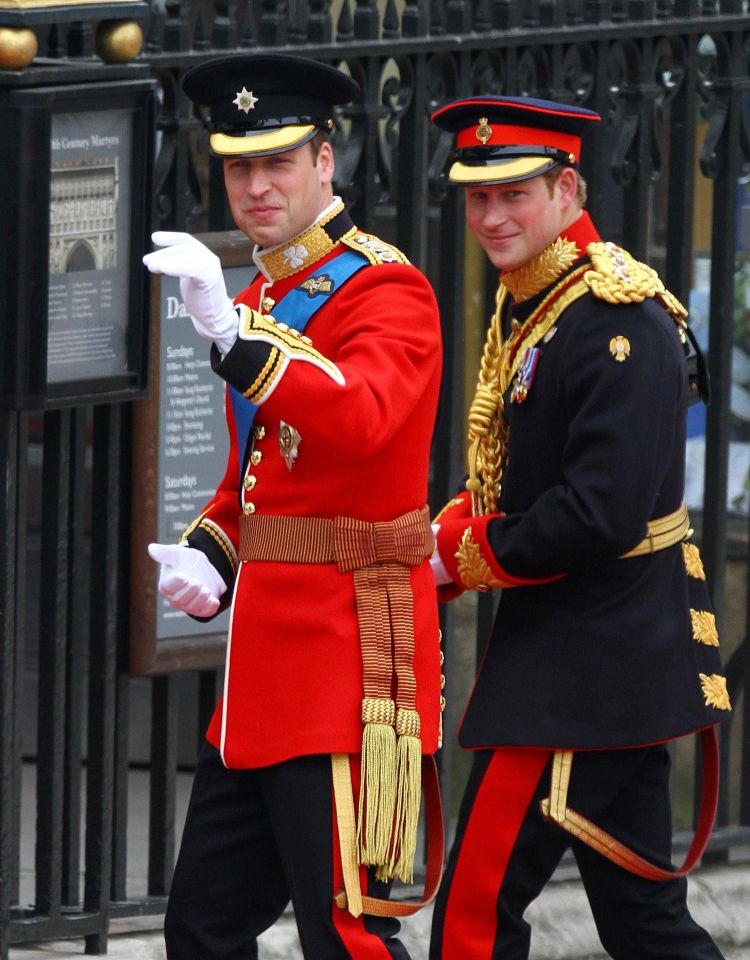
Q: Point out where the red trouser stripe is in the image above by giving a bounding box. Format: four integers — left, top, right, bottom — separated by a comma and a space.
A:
330, 757, 392, 958
442, 748, 551, 958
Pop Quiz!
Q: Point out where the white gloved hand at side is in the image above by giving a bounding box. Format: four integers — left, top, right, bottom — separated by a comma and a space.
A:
430, 523, 454, 586
148, 542, 227, 618
143, 232, 240, 355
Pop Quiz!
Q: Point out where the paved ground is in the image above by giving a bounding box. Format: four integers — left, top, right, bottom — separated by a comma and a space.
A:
9, 765, 750, 958
10, 861, 750, 958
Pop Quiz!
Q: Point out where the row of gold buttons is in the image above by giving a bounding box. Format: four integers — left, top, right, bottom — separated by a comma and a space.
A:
242, 423, 266, 515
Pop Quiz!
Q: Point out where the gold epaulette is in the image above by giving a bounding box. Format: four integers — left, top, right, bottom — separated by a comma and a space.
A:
584, 241, 688, 326
342, 231, 411, 266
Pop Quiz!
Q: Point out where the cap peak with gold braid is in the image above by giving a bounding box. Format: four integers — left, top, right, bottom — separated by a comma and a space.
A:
182, 52, 360, 158
431, 94, 600, 186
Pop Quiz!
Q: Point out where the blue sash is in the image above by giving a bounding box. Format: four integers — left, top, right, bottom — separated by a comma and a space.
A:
228, 249, 367, 482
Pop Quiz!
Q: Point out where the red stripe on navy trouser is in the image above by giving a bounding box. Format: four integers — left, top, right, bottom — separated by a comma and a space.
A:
442, 748, 551, 958
330, 756, 393, 959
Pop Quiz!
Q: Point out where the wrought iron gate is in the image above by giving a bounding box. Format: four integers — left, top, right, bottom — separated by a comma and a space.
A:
2, 2, 750, 955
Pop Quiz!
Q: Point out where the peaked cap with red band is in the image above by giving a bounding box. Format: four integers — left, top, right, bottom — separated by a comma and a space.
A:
430, 95, 601, 186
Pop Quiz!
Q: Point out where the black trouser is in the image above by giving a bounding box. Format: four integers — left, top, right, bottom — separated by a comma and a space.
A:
165, 741, 410, 959
430, 745, 725, 960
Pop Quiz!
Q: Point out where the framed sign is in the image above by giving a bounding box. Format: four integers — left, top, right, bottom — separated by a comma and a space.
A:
0, 77, 155, 409
130, 231, 255, 676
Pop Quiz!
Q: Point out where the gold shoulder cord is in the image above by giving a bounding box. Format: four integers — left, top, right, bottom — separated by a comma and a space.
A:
341, 231, 411, 266
465, 244, 689, 519
466, 284, 508, 516
584, 242, 688, 326
465, 268, 591, 516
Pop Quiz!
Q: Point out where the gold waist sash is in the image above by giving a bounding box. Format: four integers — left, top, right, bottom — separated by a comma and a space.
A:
238, 506, 434, 886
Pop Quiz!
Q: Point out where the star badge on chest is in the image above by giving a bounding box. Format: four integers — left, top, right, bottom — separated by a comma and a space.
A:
279, 421, 301, 470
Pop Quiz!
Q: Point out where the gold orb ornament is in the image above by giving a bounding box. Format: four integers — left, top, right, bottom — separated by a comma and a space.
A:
0, 27, 38, 71
95, 20, 144, 64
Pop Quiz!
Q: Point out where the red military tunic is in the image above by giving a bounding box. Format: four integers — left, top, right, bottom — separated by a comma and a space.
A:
184, 204, 443, 769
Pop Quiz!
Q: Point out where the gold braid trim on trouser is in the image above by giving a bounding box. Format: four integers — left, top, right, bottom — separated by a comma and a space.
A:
541, 729, 721, 881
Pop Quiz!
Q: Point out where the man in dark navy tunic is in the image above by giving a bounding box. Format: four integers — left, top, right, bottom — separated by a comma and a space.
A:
428, 95, 731, 959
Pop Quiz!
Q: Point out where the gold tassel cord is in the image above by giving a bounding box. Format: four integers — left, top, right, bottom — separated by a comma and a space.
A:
383, 570, 423, 884
233, 508, 434, 895
357, 696, 397, 867
382, 708, 422, 884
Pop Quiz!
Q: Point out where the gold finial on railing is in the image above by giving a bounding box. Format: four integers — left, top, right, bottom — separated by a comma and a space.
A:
94, 19, 143, 63
0, 26, 37, 70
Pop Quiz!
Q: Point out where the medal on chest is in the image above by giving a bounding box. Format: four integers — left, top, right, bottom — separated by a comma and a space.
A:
279, 421, 301, 470
510, 346, 540, 404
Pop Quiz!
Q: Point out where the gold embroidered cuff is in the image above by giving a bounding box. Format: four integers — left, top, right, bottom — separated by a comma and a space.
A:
244, 346, 285, 404
455, 527, 505, 591
236, 305, 344, 396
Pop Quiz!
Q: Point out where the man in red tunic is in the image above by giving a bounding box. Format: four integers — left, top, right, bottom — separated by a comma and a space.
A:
143, 53, 443, 959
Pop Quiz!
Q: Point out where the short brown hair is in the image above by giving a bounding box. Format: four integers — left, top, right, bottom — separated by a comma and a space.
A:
541, 165, 587, 207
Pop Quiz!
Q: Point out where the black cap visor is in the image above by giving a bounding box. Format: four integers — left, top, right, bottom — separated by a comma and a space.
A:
448, 145, 574, 186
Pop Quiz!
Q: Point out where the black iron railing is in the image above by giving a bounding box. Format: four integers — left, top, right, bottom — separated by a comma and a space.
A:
1, 2, 749, 955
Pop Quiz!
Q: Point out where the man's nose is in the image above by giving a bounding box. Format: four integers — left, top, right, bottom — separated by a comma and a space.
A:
245, 170, 271, 197
483, 197, 507, 227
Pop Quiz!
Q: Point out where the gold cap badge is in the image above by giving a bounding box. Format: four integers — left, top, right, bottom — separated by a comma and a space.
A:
609, 335, 630, 362
476, 117, 492, 144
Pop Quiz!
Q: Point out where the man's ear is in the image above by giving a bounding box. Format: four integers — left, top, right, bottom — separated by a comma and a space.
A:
317, 140, 335, 186
557, 166, 579, 208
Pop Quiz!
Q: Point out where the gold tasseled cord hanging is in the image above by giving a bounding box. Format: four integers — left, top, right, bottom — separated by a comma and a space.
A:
466, 284, 509, 516
357, 696, 397, 867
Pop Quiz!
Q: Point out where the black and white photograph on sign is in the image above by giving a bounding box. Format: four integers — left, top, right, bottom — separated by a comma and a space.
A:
47, 109, 133, 385
156, 267, 252, 640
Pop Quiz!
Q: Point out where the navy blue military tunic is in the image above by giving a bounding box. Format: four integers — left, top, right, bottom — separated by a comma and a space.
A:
460, 254, 729, 752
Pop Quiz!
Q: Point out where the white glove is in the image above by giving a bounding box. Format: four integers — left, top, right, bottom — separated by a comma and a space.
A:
148, 542, 228, 618
430, 523, 454, 586
143, 232, 240, 355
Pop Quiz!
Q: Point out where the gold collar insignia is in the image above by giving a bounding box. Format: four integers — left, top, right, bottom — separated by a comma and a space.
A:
255, 199, 350, 281
501, 236, 580, 302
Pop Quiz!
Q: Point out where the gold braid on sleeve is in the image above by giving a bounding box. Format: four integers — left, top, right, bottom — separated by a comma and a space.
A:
466, 284, 509, 516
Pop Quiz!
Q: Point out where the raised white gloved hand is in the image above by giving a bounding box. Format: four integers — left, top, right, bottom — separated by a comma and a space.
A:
142, 232, 240, 355
430, 523, 454, 586
148, 542, 228, 618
